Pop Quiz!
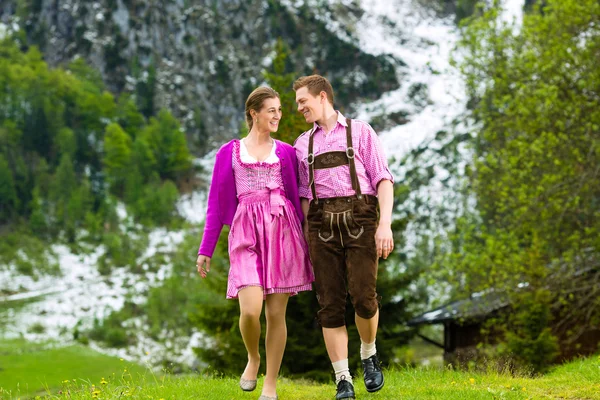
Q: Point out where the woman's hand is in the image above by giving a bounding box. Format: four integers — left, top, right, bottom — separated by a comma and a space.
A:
197, 255, 211, 278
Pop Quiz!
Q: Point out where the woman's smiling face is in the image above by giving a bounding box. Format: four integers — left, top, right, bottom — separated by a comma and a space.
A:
253, 97, 282, 133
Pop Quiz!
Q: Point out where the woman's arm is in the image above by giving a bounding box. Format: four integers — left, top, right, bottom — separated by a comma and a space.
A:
197, 149, 225, 258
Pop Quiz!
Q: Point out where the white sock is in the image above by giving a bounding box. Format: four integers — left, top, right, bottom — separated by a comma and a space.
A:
360, 339, 377, 360
332, 359, 352, 384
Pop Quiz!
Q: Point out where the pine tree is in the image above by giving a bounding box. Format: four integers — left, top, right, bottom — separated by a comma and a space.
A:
116, 93, 146, 138
49, 153, 76, 229
103, 122, 132, 194
131, 136, 157, 182
55, 127, 77, 159
0, 154, 18, 221
142, 109, 192, 182
29, 185, 48, 236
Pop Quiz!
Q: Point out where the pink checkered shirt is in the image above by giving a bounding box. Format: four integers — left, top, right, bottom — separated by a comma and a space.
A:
294, 112, 394, 201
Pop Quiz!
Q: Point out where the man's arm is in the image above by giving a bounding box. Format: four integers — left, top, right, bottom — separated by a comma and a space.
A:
375, 179, 394, 259
301, 197, 310, 240
356, 121, 395, 259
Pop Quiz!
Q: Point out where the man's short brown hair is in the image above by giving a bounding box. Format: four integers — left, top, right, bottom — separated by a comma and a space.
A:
293, 74, 334, 106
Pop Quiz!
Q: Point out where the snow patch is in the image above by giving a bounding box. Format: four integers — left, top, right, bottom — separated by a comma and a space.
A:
1, 230, 186, 346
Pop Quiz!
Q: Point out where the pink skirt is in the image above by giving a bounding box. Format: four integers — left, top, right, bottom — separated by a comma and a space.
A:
227, 188, 314, 299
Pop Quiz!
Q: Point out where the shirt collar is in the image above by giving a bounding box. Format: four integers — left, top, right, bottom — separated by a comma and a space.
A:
311, 111, 347, 135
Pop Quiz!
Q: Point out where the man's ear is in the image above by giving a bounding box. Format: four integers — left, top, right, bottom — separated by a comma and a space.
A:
320, 91, 327, 104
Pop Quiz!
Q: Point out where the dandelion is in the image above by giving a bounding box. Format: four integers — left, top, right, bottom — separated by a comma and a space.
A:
451, 381, 456, 385
120, 358, 124, 361
522, 387, 526, 391
469, 378, 475, 384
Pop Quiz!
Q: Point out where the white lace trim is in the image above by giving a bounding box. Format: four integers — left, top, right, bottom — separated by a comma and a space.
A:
240, 138, 278, 164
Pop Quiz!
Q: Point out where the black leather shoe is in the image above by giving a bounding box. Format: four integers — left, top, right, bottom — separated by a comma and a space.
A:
362, 354, 384, 392
336, 377, 355, 399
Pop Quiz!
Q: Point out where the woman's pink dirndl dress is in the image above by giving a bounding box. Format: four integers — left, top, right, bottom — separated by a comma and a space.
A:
226, 139, 314, 299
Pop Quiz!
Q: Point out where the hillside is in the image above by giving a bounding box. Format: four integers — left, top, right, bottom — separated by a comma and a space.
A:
0, 0, 402, 150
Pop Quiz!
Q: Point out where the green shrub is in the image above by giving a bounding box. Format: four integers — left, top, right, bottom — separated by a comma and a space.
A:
89, 311, 137, 348
503, 290, 559, 373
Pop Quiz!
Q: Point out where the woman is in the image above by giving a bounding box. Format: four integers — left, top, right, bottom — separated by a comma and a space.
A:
196, 87, 314, 400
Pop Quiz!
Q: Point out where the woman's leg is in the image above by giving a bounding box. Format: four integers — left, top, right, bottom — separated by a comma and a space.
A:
262, 293, 290, 397
238, 286, 264, 381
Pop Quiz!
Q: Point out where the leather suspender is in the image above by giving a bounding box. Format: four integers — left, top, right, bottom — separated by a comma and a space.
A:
306, 127, 317, 203
345, 117, 362, 200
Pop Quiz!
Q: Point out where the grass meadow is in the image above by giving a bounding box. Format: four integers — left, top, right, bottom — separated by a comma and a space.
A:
0, 338, 598, 399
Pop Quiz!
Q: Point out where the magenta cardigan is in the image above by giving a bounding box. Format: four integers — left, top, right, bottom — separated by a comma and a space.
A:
197, 139, 304, 258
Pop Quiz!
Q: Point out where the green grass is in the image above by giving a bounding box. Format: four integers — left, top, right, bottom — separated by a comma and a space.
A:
2, 350, 598, 400
0, 339, 148, 399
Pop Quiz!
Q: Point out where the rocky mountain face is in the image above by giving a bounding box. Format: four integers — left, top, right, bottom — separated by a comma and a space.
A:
0, 0, 400, 152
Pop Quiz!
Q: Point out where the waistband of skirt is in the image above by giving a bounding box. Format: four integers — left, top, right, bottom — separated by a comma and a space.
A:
238, 188, 287, 203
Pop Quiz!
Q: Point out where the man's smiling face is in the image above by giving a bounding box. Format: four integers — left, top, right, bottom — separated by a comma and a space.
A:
295, 86, 323, 124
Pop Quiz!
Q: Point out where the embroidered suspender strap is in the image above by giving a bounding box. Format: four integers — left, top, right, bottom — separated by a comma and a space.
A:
307, 127, 318, 203
346, 118, 362, 199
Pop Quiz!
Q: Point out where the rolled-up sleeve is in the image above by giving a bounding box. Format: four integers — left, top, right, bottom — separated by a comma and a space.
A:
359, 122, 394, 190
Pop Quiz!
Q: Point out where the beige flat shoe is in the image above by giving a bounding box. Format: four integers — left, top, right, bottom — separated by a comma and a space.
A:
239, 377, 257, 391
258, 395, 278, 400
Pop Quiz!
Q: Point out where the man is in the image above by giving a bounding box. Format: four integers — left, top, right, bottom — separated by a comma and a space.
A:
293, 75, 394, 400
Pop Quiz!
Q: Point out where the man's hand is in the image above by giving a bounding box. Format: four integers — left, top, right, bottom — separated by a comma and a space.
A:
375, 224, 394, 259
196, 255, 211, 278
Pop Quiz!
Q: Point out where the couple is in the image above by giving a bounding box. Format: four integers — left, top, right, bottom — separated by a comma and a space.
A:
196, 74, 394, 400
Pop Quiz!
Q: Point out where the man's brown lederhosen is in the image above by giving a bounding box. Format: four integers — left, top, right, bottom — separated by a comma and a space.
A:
307, 118, 380, 328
